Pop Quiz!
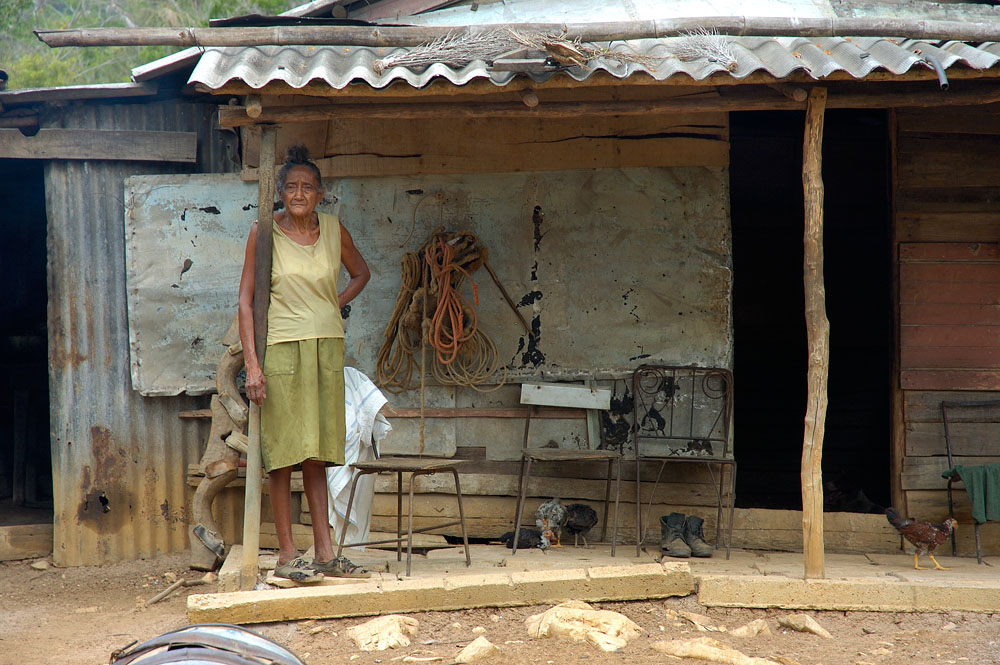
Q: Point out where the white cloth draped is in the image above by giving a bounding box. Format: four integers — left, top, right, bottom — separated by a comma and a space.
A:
326, 367, 391, 550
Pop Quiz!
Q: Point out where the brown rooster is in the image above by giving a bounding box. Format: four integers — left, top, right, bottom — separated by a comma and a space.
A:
885, 507, 957, 570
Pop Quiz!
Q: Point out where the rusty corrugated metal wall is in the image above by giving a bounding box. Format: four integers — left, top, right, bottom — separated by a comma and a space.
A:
44, 97, 235, 565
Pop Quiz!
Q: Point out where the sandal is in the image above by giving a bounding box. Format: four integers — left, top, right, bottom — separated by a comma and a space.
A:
313, 555, 371, 579
274, 556, 324, 584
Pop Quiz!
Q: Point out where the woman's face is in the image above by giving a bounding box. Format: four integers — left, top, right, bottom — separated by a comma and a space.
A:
279, 165, 323, 218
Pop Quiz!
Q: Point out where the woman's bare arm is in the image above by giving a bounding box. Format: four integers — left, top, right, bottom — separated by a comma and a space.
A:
238, 222, 267, 405
339, 222, 371, 308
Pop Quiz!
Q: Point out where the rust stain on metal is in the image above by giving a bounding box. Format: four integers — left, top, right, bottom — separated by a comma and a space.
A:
48, 314, 89, 369
49, 339, 89, 369
76, 425, 132, 533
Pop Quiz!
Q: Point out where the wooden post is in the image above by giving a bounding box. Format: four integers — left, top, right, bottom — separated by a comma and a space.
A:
888, 109, 907, 516
801, 87, 829, 580
240, 125, 277, 591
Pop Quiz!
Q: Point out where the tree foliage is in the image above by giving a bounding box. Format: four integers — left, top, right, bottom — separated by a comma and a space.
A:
0, 0, 299, 89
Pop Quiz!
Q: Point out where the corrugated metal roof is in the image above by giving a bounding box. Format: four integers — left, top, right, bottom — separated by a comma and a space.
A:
189, 36, 1000, 91
0, 82, 158, 106
398, 0, 838, 23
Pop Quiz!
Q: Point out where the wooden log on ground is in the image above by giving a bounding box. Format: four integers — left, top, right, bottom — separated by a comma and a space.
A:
801, 86, 829, 580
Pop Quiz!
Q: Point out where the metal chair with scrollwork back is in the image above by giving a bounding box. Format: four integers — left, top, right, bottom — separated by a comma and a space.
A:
631, 365, 736, 558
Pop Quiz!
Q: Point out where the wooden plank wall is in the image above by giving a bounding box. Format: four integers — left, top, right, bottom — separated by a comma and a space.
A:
192, 464, 904, 553
242, 89, 729, 177
895, 105, 1000, 556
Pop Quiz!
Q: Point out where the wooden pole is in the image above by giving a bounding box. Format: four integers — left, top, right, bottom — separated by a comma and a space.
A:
240, 126, 277, 591
888, 109, 907, 517
801, 87, 829, 580
34, 17, 1000, 48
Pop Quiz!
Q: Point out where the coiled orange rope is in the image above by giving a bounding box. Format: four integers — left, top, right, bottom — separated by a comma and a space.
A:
425, 233, 478, 366
376, 228, 505, 393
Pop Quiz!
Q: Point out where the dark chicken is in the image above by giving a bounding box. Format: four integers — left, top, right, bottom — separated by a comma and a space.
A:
564, 503, 599, 548
885, 507, 957, 570
500, 527, 553, 550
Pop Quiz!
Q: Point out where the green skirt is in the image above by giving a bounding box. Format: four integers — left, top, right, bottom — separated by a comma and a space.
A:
260, 337, 346, 472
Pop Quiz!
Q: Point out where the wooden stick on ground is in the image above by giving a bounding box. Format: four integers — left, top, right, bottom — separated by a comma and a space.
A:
801, 87, 829, 580
146, 578, 211, 606
241, 126, 277, 591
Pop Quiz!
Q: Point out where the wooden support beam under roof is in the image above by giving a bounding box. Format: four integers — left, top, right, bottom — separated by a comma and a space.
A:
217, 84, 1000, 127
0, 128, 197, 162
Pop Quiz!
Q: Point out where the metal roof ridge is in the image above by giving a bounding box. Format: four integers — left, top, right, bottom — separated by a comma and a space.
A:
0, 81, 158, 105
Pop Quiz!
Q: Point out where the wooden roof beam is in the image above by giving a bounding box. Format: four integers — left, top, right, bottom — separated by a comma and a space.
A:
35, 17, 1000, 48
217, 84, 1000, 127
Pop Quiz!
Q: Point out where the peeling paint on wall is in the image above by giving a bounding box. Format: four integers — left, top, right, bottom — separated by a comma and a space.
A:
125, 167, 732, 396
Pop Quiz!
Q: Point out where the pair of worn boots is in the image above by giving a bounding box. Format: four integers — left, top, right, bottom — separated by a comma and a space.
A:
660, 512, 713, 558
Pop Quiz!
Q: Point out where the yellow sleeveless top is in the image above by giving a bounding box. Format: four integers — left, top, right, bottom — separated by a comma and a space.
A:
266, 211, 344, 344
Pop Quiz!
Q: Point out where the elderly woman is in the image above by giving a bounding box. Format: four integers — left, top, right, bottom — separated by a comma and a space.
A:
238, 145, 371, 582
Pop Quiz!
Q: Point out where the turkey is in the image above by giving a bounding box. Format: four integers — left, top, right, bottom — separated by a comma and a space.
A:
564, 503, 599, 548
535, 497, 568, 547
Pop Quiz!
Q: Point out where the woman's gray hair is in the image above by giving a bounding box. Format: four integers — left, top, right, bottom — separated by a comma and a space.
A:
276, 144, 323, 193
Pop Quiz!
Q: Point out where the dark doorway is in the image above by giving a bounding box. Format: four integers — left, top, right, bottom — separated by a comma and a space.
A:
1, 158, 52, 525
730, 110, 892, 513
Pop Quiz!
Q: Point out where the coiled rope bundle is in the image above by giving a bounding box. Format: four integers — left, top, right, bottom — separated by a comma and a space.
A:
377, 228, 506, 394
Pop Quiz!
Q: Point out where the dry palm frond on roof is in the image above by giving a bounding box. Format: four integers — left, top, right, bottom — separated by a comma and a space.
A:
372, 28, 658, 74
373, 29, 522, 74
668, 28, 738, 72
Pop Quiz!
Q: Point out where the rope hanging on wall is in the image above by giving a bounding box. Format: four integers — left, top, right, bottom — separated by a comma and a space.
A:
376, 227, 507, 394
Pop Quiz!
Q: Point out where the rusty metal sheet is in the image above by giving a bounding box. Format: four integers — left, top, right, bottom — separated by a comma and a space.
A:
125, 174, 256, 396
125, 167, 732, 396
45, 97, 232, 566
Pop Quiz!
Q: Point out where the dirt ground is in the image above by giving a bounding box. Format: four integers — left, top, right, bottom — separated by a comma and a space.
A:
2, 552, 999, 665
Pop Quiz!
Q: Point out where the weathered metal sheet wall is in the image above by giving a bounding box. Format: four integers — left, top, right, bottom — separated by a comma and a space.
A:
45, 98, 233, 565
125, 168, 732, 397
124, 174, 250, 396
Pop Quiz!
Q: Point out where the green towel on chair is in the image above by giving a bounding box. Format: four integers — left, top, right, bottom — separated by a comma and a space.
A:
942, 464, 1000, 525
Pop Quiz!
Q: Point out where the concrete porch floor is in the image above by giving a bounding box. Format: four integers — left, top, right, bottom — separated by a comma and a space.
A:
187, 542, 1000, 624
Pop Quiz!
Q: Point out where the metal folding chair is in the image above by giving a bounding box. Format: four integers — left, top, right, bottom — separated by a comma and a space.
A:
631, 365, 736, 558
512, 382, 621, 556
